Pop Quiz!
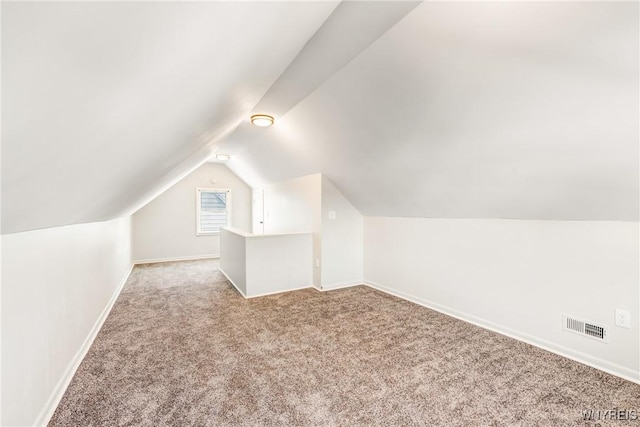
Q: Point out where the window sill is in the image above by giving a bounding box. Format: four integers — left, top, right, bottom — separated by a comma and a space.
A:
196, 231, 221, 237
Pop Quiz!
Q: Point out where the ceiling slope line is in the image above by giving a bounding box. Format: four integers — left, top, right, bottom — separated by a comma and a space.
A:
216, 1, 422, 157
220, 1, 639, 221
2, 1, 341, 233
119, 3, 346, 218
120, 120, 245, 219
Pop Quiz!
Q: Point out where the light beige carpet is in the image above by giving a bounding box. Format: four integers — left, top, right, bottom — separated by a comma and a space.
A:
49, 259, 639, 426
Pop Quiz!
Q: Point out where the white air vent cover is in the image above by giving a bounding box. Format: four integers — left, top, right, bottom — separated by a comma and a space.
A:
563, 314, 608, 342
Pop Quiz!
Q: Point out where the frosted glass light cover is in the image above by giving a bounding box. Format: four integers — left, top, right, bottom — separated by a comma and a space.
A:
250, 114, 274, 127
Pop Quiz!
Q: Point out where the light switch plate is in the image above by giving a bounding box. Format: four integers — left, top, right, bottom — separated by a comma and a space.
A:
615, 309, 631, 329
328, 210, 337, 220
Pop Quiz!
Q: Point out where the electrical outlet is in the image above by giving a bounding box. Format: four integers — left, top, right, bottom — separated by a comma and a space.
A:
315, 259, 320, 268
615, 309, 631, 329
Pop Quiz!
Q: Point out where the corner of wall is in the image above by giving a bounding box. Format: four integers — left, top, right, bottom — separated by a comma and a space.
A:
1, 217, 134, 426
320, 176, 364, 288
34, 261, 134, 426
362, 217, 640, 384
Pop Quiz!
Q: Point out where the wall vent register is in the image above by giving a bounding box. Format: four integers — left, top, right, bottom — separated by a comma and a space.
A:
562, 314, 607, 342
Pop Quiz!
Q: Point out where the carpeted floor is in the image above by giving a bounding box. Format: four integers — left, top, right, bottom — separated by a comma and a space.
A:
49, 259, 639, 426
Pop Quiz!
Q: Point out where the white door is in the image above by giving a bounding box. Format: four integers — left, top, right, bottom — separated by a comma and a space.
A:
252, 189, 264, 235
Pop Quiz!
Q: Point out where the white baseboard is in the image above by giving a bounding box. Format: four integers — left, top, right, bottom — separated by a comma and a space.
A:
219, 267, 247, 298
133, 254, 219, 265
245, 285, 314, 299
219, 267, 314, 299
364, 279, 640, 385
34, 263, 134, 427
320, 280, 363, 291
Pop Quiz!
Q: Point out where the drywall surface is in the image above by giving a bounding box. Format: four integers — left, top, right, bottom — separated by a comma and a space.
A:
364, 217, 639, 381
2, 1, 338, 234
227, 1, 638, 222
1, 217, 132, 426
263, 173, 321, 234
246, 233, 313, 297
321, 176, 363, 288
220, 228, 313, 297
219, 228, 247, 296
132, 162, 251, 263
263, 173, 322, 287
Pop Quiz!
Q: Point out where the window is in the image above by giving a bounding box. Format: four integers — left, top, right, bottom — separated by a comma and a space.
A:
196, 188, 231, 235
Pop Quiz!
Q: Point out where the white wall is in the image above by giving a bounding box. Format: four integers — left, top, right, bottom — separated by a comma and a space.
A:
321, 176, 363, 289
263, 173, 321, 234
132, 162, 252, 263
246, 233, 313, 297
1, 217, 133, 426
263, 173, 322, 287
219, 228, 247, 296
364, 217, 639, 381
252, 189, 265, 234
220, 228, 313, 298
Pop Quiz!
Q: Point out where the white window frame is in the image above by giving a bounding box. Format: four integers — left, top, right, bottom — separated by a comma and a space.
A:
196, 188, 232, 236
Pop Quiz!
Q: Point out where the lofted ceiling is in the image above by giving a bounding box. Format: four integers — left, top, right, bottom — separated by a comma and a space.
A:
222, 1, 639, 221
1, 1, 338, 234
3, 1, 638, 234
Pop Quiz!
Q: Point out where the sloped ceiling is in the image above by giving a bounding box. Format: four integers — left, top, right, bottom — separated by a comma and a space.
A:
222, 1, 639, 221
1, 1, 339, 234
3, 2, 638, 234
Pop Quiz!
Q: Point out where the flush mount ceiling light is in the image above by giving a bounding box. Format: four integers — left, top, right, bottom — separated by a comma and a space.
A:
250, 114, 274, 127
215, 153, 231, 161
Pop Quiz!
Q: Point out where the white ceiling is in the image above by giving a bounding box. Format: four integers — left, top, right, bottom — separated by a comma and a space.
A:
223, 1, 639, 221
1, 1, 338, 233
3, 1, 638, 234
